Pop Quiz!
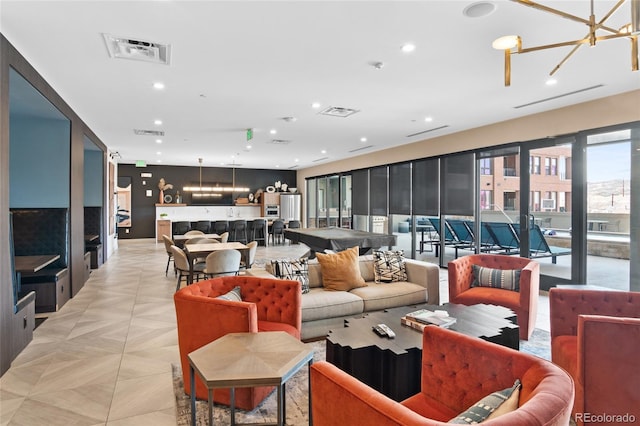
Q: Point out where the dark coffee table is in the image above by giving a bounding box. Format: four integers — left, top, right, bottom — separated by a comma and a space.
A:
325, 303, 519, 401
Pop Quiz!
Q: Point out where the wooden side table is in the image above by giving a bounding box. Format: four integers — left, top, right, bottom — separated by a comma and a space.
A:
188, 331, 314, 425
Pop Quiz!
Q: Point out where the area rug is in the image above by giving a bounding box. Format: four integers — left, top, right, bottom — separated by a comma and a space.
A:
174, 330, 551, 425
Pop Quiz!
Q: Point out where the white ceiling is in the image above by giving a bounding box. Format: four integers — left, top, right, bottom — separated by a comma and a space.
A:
2, 1, 638, 170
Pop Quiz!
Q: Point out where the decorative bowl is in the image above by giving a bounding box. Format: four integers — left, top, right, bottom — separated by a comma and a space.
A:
289, 187, 297, 193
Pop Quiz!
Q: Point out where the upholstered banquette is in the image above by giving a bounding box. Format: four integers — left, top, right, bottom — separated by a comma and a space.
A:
11, 208, 70, 313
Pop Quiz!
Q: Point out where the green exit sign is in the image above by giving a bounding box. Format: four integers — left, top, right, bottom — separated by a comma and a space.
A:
135, 160, 147, 167
246, 128, 253, 141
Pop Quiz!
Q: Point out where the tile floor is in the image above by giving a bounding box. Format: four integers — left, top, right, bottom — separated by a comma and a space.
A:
0, 238, 551, 425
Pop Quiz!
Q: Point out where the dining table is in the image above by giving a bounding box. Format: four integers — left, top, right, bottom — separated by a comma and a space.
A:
173, 233, 221, 248
183, 242, 248, 283
14, 254, 61, 274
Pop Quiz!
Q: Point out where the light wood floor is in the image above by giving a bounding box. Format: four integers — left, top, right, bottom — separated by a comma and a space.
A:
0, 238, 550, 425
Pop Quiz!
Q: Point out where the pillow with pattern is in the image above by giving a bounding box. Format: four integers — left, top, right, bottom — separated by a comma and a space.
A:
373, 250, 408, 283
471, 265, 521, 292
449, 379, 521, 424
216, 286, 242, 302
270, 258, 310, 294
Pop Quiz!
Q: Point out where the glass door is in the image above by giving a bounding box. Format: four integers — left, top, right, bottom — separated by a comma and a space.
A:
585, 130, 632, 290
523, 139, 574, 288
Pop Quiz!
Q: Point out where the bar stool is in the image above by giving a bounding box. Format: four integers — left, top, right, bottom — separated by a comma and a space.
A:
250, 219, 267, 246
230, 220, 248, 244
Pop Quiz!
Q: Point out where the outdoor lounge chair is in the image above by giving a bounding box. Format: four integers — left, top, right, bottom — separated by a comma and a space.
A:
521, 224, 571, 264
482, 222, 520, 254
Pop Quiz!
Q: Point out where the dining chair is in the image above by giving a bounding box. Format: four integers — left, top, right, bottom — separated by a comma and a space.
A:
184, 230, 205, 236
171, 245, 205, 291
240, 241, 258, 270
219, 232, 229, 243
203, 249, 242, 278
285, 220, 300, 244
162, 234, 176, 276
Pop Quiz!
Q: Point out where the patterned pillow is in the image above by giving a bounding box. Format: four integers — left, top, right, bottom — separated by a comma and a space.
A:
471, 265, 521, 292
216, 286, 242, 302
449, 379, 521, 424
373, 250, 408, 283
270, 258, 310, 294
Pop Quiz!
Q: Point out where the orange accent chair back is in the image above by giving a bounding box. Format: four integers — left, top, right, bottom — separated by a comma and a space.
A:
549, 288, 640, 425
311, 325, 574, 425
448, 254, 539, 340
174, 275, 302, 410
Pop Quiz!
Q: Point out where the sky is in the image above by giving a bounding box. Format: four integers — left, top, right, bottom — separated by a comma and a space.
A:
586, 142, 631, 183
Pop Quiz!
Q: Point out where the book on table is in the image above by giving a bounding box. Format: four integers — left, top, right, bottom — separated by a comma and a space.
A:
404, 309, 457, 328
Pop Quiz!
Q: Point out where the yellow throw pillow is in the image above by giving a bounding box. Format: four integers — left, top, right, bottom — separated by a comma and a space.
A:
316, 246, 367, 291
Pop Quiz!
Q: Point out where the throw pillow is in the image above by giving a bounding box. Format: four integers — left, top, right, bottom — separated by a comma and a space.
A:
216, 286, 242, 302
448, 379, 521, 424
315, 246, 366, 291
270, 258, 310, 294
373, 250, 408, 283
471, 265, 522, 292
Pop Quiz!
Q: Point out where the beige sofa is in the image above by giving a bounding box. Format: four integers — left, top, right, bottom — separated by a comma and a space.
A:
255, 255, 441, 340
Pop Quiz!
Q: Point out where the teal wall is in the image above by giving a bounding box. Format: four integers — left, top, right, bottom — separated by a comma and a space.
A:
9, 116, 71, 207
84, 149, 103, 206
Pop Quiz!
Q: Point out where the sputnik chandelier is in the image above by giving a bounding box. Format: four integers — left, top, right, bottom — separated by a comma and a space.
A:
493, 0, 639, 86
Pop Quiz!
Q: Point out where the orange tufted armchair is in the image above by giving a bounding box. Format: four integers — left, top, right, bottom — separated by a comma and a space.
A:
448, 254, 539, 340
174, 275, 302, 410
311, 325, 574, 425
549, 288, 640, 425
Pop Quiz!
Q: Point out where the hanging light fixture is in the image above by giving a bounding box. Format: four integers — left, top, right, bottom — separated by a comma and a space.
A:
493, 0, 639, 86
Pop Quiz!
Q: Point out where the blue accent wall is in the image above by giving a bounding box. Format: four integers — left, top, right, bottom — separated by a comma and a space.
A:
84, 149, 103, 206
9, 116, 71, 207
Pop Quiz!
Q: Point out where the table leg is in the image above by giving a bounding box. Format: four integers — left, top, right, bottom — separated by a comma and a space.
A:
277, 384, 284, 426
188, 254, 194, 284
230, 387, 236, 426
190, 366, 196, 426
208, 389, 213, 426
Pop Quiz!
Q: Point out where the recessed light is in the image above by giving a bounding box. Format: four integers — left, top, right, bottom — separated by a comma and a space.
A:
270, 129, 277, 135
463, 2, 496, 18
154, 119, 162, 125
401, 43, 416, 53
321, 149, 327, 154
246, 144, 252, 149
360, 137, 368, 142
311, 102, 321, 109
294, 158, 299, 162
155, 139, 162, 144
546, 78, 558, 86
156, 151, 162, 155
153, 82, 165, 90
425, 116, 433, 122
156, 159, 162, 163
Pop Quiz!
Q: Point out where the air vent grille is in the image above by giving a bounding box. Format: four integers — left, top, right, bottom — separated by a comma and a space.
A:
103, 33, 171, 65
406, 125, 449, 138
514, 85, 604, 108
349, 145, 374, 153
268, 139, 292, 145
134, 129, 165, 136
312, 157, 329, 163
319, 106, 360, 118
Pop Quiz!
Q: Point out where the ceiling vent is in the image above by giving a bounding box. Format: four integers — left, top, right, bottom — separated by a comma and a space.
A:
103, 33, 171, 65
349, 144, 373, 153
319, 106, 360, 118
514, 85, 603, 109
134, 129, 165, 136
268, 139, 292, 145
406, 125, 450, 138
312, 157, 329, 163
